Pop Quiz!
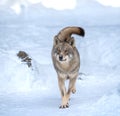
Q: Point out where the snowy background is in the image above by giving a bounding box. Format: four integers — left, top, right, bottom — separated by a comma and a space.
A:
0, 0, 120, 116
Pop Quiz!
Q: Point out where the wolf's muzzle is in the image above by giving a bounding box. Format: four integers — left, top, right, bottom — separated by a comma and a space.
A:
59, 55, 63, 61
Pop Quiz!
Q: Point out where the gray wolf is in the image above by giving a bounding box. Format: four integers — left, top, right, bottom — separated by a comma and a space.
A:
51, 26, 85, 108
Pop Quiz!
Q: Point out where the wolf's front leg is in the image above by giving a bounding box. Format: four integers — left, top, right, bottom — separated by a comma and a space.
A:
58, 77, 69, 108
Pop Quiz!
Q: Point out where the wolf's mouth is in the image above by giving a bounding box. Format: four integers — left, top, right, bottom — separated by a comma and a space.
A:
60, 59, 66, 61
59, 57, 66, 62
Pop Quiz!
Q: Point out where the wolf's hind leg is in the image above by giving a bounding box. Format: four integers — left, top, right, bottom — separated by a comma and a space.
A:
67, 75, 78, 96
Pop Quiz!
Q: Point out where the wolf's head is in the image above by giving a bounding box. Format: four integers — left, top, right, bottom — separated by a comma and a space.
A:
53, 42, 74, 62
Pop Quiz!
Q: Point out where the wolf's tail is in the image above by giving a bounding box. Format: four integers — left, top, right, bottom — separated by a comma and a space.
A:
56, 26, 85, 41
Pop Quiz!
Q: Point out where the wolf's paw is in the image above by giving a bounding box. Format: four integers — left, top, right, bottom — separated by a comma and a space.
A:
59, 103, 69, 109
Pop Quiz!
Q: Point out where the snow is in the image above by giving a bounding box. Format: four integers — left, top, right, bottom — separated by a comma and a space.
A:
0, 1, 120, 116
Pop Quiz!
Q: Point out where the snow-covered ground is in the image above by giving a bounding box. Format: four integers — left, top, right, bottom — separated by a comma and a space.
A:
0, 1, 120, 116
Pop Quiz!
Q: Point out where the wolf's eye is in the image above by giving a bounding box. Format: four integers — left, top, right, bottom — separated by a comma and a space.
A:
57, 48, 61, 53
64, 50, 68, 54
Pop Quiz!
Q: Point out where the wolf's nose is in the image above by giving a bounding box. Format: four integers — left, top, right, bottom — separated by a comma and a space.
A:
59, 56, 63, 61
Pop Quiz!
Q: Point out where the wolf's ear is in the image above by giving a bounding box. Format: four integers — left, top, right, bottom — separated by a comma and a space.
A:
53, 35, 60, 46
69, 37, 75, 48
